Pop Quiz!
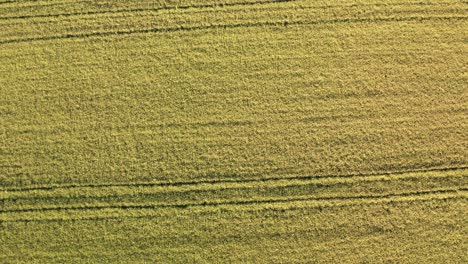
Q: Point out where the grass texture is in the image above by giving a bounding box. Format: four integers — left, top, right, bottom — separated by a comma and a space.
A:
0, 0, 467, 263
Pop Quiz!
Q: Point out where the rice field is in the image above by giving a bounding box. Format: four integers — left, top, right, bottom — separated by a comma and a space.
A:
0, 0, 467, 262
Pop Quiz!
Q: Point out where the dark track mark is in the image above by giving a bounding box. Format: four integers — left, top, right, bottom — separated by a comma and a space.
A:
0, 15, 466, 45
0, 0, 39, 4
1, 171, 465, 203
4, 195, 464, 223
0, 188, 465, 213
0, 0, 456, 21
0, 180, 370, 202
0, 165, 21, 168
2, 165, 467, 193
0, 0, 294, 20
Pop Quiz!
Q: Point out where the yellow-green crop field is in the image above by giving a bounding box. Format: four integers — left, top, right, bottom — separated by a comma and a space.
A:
0, 0, 467, 262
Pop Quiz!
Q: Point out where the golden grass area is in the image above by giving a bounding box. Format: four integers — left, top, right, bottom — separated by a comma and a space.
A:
0, 0, 467, 262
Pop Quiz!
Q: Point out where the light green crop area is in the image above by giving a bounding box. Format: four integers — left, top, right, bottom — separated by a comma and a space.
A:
0, 0, 467, 263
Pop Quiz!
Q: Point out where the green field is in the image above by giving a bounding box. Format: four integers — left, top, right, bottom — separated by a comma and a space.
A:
0, 0, 467, 262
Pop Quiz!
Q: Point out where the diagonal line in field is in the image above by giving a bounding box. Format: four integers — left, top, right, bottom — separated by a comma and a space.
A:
1, 189, 465, 223
2, 165, 467, 193
0, 15, 466, 45
0, 0, 295, 20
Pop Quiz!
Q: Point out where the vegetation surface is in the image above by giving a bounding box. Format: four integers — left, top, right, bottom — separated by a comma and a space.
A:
0, 0, 467, 263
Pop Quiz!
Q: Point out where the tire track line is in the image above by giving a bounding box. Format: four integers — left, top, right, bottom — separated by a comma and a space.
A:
2, 165, 467, 193
0, 0, 295, 20
1, 190, 465, 223
0, 0, 456, 21
1, 170, 466, 203
0, 15, 466, 45
1, 187, 465, 213
0, 0, 39, 4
